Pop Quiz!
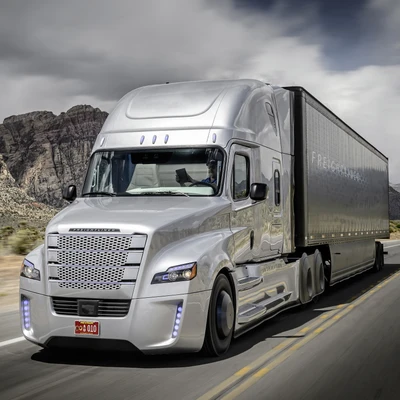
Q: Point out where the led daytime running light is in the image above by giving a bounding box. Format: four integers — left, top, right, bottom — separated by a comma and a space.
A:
21, 295, 31, 331
172, 302, 183, 338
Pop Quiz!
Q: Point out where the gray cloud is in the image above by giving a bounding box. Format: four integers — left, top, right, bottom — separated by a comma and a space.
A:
0, 0, 400, 181
0, 0, 308, 108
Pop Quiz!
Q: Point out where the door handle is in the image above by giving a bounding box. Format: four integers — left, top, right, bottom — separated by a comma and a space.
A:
250, 230, 254, 250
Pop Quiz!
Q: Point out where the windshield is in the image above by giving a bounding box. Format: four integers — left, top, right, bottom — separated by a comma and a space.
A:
82, 147, 224, 197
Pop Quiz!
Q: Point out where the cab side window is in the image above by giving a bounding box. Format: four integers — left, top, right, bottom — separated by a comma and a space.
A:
233, 154, 249, 200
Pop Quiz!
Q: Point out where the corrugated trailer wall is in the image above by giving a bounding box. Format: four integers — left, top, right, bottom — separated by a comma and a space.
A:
285, 87, 390, 247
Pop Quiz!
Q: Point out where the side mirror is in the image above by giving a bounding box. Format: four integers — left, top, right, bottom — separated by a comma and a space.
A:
250, 183, 268, 201
63, 185, 77, 202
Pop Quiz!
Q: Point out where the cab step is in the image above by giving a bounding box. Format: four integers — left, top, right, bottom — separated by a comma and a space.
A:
237, 305, 266, 324
237, 276, 263, 292
237, 292, 293, 324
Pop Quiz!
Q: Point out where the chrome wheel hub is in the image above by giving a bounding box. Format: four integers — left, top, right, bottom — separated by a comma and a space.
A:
216, 290, 234, 338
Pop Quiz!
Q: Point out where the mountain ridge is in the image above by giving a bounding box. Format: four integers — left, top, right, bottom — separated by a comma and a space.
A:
0, 105, 108, 207
0, 155, 57, 228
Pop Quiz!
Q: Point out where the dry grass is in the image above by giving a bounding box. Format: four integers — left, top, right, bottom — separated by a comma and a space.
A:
0, 255, 24, 312
390, 231, 400, 240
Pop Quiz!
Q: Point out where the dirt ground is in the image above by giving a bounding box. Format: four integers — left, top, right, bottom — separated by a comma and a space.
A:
389, 231, 400, 240
0, 255, 24, 313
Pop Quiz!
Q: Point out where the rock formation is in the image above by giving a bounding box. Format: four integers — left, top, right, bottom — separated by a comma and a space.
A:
0, 105, 108, 207
389, 186, 400, 220
0, 155, 57, 228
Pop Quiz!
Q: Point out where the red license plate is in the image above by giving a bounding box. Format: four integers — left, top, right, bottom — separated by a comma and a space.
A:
74, 320, 99, 336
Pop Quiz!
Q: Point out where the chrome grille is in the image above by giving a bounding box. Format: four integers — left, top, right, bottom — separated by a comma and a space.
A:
58, 266, 125, 283
48, 232, 146, 291
57, 235, 133, 251
58, 282, 122, 290
56, 251, 128, 267
52, 297, 131, 317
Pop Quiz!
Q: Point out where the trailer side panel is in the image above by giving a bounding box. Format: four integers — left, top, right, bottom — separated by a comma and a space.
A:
286, 87, 390, 247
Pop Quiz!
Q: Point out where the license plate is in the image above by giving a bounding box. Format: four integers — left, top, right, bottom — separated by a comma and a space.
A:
74, 320, 99, 336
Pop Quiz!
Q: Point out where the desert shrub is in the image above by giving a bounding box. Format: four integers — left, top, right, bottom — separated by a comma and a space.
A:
0, 226, 14, 241
8, 227, 44, 255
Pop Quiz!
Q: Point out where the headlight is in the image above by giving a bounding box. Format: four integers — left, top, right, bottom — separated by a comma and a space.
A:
20, 259, 41, 281
151, 262, 197, 284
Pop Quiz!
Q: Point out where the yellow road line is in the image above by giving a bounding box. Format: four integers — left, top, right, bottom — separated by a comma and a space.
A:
221, 303, 369, 399
196, 306, 344, 400
220, 269, 400, 400
198, 268, 400, 400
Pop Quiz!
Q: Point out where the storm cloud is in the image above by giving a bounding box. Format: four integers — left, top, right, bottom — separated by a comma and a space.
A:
0, 0, 399, 180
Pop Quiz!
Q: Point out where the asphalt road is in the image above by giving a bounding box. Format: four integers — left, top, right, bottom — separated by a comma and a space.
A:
1, 241, 400, 400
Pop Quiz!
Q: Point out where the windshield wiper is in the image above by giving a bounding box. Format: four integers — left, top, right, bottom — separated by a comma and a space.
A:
82, 191, 117, 197
133, 191, 189, 197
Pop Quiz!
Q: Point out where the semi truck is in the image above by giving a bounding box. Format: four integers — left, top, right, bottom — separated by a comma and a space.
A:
19, 79, 389, 356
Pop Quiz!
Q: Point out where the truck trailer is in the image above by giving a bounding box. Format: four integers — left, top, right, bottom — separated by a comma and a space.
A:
19, 79, 389, 356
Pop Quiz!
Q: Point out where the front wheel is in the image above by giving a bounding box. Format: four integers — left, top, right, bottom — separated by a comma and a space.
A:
202, 274, 235, 357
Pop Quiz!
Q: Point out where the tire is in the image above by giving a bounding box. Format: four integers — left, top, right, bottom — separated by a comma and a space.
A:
202, 274, 235, 357
299, 253, 314, 304
313, 250, 325, 295
373, 242, 384, 272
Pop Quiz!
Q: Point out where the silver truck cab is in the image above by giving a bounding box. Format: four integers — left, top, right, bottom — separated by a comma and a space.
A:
19, 79, 385, 356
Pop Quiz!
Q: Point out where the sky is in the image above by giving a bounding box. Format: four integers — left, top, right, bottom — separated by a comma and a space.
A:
0, 0, 399, 180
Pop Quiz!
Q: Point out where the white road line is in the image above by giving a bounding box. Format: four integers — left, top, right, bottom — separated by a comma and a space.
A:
384, 244, 400, 249
0, 336, 25, 348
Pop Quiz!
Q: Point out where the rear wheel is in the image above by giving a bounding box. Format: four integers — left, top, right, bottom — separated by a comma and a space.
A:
202, 274, 235, 357
299, 254, 313, 305
314, 250, 325, 295
373, 242, 384, 272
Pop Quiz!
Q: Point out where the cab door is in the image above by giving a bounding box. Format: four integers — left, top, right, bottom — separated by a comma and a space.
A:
228, 144, 255, 265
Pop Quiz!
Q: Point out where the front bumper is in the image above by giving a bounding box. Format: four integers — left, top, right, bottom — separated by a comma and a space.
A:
20, 289, 211, 354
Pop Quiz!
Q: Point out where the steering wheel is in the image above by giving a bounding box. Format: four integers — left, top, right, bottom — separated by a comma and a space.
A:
189, 181, 217, 194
